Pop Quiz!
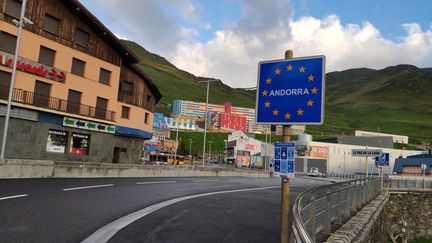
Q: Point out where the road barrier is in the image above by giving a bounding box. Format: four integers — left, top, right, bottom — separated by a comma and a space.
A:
291, 177, 382, 242
386, 176, 432, 190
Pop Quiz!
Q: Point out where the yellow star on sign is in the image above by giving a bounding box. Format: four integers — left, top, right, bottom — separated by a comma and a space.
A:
284, 113, 291, 119
272, 109, 279, 116
274, 68, 281, 75
264, 101, 271, 107
307, 99, 314, 107
262, 90, 268, 96
297, 109, 304, 115
299, 66, 306, 73
311, 87, 318, 94
308, 74, 315, 81
286, 65, 293, 71
266, 78, 272, 84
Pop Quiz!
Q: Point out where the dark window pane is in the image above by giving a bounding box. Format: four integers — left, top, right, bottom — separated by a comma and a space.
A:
5, 0, 21, 19
34, 80, 51, 108
144, 112, 149, 124
122, 81, 133, 95
0, 31, 17, 53
75, 28, 89, 48
43, 14, 60, 35
71, 58, 85, 76
0, 70, 11, 100
147, 95, 152, 103
121, 106, 130, 119
95, 97, 108, 119
99, 68, 111, 85
67, 89, 81, 114
38, 46, 56, 67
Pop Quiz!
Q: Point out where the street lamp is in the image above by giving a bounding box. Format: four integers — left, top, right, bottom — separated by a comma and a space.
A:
208, 140, 213, 162
1, 0, 32, 159
173, 118, 180, 165
200, 79, 219, 166
188, 138, 192, 156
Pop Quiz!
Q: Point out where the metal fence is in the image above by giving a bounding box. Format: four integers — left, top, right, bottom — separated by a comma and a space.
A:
386, 176, 432, 190
291, 177, 382, 243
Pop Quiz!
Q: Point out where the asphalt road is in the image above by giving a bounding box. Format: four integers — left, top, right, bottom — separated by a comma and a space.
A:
0, 176, 331, 242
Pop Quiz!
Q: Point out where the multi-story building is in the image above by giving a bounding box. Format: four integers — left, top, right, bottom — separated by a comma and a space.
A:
0, 0, 161, 163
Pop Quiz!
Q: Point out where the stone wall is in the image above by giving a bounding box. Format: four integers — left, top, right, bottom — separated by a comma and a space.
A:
384, 191, 432, 241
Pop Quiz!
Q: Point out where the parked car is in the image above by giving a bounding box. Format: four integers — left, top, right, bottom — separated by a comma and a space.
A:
308, 167, 320, 177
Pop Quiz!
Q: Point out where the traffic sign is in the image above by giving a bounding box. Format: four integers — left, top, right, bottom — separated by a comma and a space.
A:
274, 143, 295, 178
352, 149, 382, 157
256, 56, 325, 124
375, 153, 389, 166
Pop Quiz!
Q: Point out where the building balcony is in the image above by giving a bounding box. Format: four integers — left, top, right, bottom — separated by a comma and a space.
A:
0, 85, 116, 122
118, 92, 153, 112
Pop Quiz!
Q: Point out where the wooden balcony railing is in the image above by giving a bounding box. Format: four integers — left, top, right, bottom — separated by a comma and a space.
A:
0, 85, 116, 121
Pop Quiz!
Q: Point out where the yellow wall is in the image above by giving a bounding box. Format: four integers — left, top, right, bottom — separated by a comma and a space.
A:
0, 21, 154, 133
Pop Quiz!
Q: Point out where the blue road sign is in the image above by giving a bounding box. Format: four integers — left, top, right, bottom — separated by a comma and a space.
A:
375, 153, 390, 166
256, 56, 325, 124
275, 143, 295, 178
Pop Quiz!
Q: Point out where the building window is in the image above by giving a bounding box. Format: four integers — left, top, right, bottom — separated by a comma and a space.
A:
95, 97, 108, 119
67, 89, 82, 114
121, 106, 130, 119
0, 70, 12, 88
75, 28, 89, 48
34, 80, 51, 108
5, 0, 21, 19
43, 14, 60, 35
122, 81, 133, 95
71, 58, 85, 76
99, 68, 111, 85
0, 31, 17, 53
144, 112, 149, 124
70, 133, 90, 155
46, 129, 68, 153
147, 95, 152, 103
38, 46, 56, 67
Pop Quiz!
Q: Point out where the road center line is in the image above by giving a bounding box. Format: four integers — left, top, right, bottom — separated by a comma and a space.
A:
136, 181, 176, 185
0, 194, 28, 201
192, 179, 219, 183
82, 185, 279, 243
62, 184, 114, 191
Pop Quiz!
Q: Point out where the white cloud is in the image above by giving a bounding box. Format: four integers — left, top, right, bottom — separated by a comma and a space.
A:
172, 14, 432, 88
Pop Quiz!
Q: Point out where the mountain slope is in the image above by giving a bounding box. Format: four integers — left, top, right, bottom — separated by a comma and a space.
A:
122, 40, 256, 114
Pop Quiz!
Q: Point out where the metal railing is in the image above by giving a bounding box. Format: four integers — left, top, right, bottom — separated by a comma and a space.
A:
291, 177, 382, 243
0, 85, 116, 121
386, 176, 432, 190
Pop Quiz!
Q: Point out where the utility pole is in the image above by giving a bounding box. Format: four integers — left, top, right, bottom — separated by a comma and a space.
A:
188, 138, 192, 156
1, 0, 32, 159
208, 140, 213, 161
174, 118, 180, 165
281, 50, 293, 243
200, 79, 219, 166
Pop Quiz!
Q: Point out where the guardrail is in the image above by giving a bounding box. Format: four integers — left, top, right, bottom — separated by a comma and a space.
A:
386, 176, 432, 190
291, 177, 382, 242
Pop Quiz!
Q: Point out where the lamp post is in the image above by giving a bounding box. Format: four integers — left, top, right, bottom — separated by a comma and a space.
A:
200, 79, 219, 166
208, 140, 213, 162
188, 138, 192, 156
1, 0, 32, 159
173, 118, 180, 165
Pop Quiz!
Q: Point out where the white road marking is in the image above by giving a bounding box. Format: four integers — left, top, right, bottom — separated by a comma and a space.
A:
136, 181, 176, 185
0, 194, 28, 201
82, 185, 280, 243
192, 179, 219, 183
62, 184, 114, 191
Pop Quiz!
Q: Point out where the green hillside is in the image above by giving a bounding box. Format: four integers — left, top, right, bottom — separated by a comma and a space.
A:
122, 40, 255, 114
123, 40, 431, 145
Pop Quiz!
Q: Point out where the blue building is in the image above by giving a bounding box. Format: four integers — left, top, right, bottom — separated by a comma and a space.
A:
394, 151, 432, 176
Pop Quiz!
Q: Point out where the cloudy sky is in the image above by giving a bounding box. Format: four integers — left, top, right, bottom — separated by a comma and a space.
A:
82, 0, 432, 88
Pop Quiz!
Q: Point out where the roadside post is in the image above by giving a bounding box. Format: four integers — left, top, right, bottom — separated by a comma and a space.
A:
256, 50, 325, 242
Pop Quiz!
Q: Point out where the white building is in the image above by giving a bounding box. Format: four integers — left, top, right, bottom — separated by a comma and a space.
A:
355, 130, 409, 144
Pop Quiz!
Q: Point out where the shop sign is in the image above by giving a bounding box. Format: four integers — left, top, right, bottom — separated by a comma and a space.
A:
63, 117, 115, 134
46, 129, 68, 153
0, 50, 66, 82
70, 132, 90, 155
